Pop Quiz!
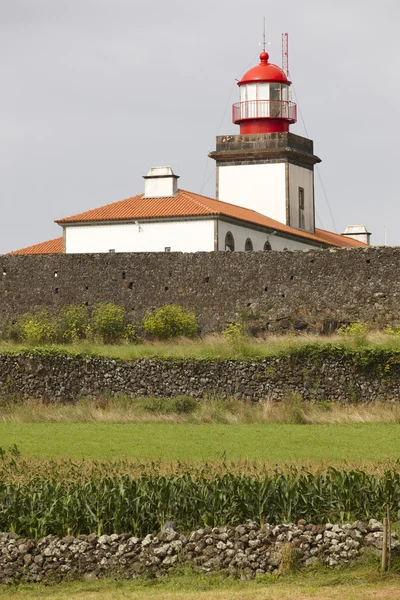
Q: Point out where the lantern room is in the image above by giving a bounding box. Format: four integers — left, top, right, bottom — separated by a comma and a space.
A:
232, 51, 297, 134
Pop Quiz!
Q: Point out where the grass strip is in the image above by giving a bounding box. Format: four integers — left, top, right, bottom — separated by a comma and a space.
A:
0, 561, 399, 599
1, 331, 400, 361
0, 422, 400, 462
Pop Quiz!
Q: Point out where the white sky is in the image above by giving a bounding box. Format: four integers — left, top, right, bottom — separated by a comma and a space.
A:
1, 0, 399, 253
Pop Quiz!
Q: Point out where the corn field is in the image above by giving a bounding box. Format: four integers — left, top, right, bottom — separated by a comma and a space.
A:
1, 460, 400, 538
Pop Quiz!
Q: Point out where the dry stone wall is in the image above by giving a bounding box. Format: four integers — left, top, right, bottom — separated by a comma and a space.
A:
1, 247, 400, 334
0, 520, 397, 583
1, 351, 400, 403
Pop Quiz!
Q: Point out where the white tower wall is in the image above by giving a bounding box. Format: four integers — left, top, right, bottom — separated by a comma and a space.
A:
288, 163, 315, 232
217, 163, 287, 224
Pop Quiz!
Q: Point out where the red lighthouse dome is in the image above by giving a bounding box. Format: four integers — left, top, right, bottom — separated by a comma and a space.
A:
233, 51, 297, 134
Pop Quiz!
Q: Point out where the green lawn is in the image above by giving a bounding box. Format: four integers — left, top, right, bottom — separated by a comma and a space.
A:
1, 422, 400, 463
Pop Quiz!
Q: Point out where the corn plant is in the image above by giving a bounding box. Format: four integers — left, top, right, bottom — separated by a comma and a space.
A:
0, 464, 399, 538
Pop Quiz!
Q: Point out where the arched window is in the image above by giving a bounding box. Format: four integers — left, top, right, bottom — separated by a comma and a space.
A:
245, 238, 253, 252
225, 232, 235, 252
263, 241, 272, 251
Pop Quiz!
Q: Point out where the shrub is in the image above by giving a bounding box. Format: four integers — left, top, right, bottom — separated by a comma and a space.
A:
89, 303, 134, 344
384, 325, 400, 336
143, 305, 198, 340
338, 322, 368, 348
56, 305, 89, 343
222, 322, 247, 348
12, 310, 56, 345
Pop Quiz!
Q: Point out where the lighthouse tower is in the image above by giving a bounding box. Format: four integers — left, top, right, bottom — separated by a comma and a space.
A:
209, 44, 321, 233
233, 50, 296, 134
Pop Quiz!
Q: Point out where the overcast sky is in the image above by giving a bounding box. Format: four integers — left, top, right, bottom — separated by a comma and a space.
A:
1, 0, 399, 253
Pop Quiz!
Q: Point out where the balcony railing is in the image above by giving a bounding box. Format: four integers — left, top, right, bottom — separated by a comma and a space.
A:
232, 100, 297, 123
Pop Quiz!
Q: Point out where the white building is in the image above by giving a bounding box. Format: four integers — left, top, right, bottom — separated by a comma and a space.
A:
9, 49, 369, 255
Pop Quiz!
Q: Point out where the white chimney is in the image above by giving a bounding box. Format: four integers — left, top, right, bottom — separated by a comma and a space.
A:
342, 225, 371, 246
143, 166, 179, 198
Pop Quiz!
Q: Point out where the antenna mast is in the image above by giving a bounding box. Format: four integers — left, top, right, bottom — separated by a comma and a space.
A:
263, 17, 266, 52
282, 32, 289, 76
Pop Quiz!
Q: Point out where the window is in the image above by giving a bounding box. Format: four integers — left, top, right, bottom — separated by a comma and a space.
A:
225, 232, 235, 252
298, 187, 305, 230
245, 238, 253, 252
299, 187, 305, 209
270, 83, 281, 117
263, 241, 272, 251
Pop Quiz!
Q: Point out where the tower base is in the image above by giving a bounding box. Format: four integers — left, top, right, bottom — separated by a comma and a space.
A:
209, 132, 321, 233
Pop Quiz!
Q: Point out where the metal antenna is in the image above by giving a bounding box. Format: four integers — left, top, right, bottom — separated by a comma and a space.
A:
263, 17, 266, 51
282, 32, 289, 76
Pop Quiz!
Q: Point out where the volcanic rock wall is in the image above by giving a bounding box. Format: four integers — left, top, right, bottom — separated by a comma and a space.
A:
1, 519, 397, 583
1, 350, 399, 403
1, 247, 399, 334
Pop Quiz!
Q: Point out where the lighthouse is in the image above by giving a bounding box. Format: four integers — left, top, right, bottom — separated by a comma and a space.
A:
209, 41, 321, 234
233, 50, 297, 134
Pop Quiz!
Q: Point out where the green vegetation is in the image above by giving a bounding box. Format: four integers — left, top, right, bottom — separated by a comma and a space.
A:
6, 303, 136, 345
9, 310, 57, 345
3, 329, 400, 363
2, 396, 400, 425
4, 303, 200, 345
143, 305, 198, 339
56, 305, 89, 343
1, 421, 400, 463
5, 302, 400, 353
338, 322, 369, 348
89, 302, 135, 343
1, 456, 400, 536
0, 559, 399, 599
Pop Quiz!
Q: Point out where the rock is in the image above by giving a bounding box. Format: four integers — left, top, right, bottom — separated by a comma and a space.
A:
162, 521, 177, 532
159, 530, 179, 542
163, 555, 178, 566
98, 535, 111, 545
368, 519, 383, 532
351, 521, 367, 533
128, 537, 140, 545
0, 518, 395, 582
83, 572, 97, 581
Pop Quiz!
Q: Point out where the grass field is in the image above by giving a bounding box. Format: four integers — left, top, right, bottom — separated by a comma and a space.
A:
0, 562, 399, 600
3, 397, 400, 425
1, 330, 400, 360
1, 421, 400, 464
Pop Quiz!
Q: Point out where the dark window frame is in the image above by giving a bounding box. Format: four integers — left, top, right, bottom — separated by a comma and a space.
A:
225, 232, 235, 252
245, 238, 253, 252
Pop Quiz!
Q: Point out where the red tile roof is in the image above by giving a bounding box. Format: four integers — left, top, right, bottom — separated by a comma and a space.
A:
8, 237, 63, 255
56, 189, 366, 248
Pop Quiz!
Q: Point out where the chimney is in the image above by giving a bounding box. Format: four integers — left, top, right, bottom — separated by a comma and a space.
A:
143, 166, 179, 198
342, 225, 371, 246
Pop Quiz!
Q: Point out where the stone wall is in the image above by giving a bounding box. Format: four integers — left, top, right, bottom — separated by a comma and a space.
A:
1, 351, 400, 403
1, 247, 400, 334
1, 520, 397, 583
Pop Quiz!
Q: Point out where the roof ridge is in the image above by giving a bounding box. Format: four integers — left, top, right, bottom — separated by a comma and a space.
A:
177, 190, 218, 214
55, 193, 143, 223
